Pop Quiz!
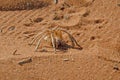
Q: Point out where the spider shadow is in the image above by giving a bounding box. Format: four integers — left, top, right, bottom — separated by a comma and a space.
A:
56, 43, 83, 52
32, 42, 83, 53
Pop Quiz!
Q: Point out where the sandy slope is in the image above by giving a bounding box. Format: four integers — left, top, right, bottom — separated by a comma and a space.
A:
0, 0, 120, 80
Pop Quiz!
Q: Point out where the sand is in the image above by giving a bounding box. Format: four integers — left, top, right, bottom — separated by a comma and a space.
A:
0, 0, 120, 80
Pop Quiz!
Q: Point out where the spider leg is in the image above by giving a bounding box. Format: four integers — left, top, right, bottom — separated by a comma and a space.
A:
58, 28, 75, 47
51, 26, 59, 31
50, 32, 56, 53
35, 33, 48, 51
70, 35, 82, 48
59, 28, 82, 48
29, 29, 48, 45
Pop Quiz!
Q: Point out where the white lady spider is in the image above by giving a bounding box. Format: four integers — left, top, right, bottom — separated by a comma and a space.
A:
29, 27, 82, 53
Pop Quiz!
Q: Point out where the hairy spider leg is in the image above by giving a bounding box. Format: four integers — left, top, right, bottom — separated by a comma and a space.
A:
60, 28, 82, 48
29, 29, 49, 45
59, 28, 75, 47
62, 29, 81, 48
35, 33, 48, 51
51, 31, 56, 53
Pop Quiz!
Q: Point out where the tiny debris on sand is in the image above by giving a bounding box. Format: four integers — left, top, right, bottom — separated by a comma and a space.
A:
8, 26, 15, 31
18, 58, 32, 66
63, 58, 69, 61
12, 50, 17, 55
54, 0, 58, 4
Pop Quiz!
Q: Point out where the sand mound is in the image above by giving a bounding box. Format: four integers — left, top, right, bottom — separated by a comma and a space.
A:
0, 0, 52, 11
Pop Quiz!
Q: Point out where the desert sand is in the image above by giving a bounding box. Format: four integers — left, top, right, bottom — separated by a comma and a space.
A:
0, 0, 120, 80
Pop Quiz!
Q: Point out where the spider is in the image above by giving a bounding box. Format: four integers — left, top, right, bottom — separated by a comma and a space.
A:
29, 27, 82, 53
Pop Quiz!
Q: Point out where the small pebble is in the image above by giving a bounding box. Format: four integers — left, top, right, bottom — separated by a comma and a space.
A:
54, 0, 58, 4
63, 59, 69, 61
8, 26, 15, 31
113, 66, 119, 70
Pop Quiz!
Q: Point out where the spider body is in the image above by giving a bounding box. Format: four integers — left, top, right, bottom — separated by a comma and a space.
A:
29, 27, 82, 53
44, 30, 63, 48
44, 30, 63, 43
